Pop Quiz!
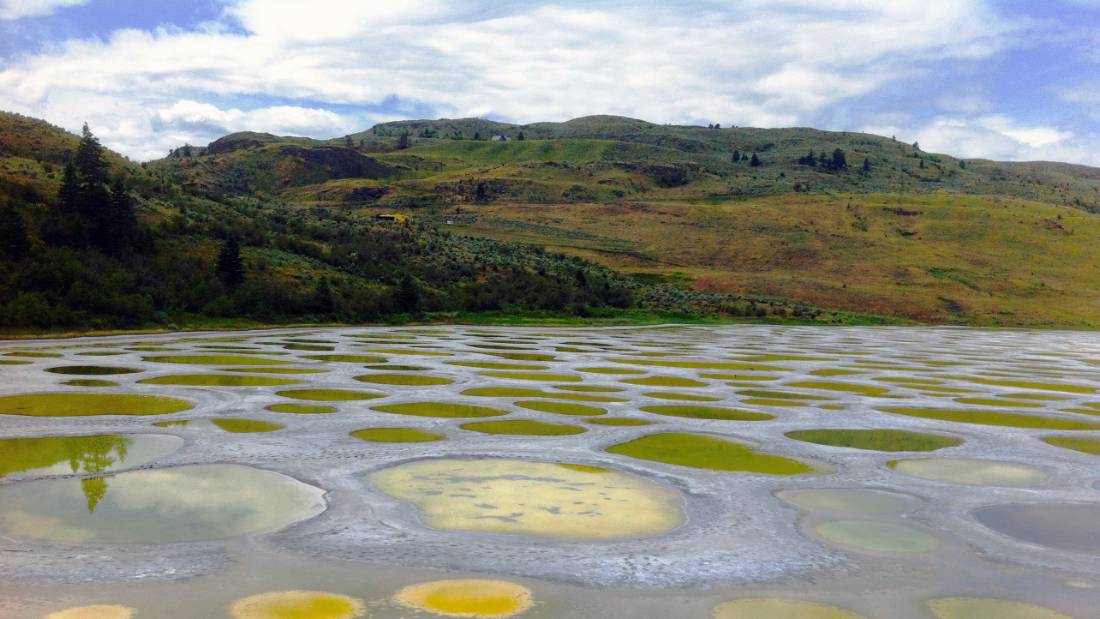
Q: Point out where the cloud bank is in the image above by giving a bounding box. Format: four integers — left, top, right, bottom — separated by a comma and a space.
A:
0, 0, 1094, 164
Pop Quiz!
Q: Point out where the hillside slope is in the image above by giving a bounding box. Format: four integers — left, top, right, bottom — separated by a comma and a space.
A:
138, 115, 1100, 327
13, 111, 829, 332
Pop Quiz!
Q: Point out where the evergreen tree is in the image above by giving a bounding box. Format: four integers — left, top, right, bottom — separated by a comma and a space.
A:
310, 277, 334, 314
749, 153, 762, 167
75, 123, 110, 188
395, 273, 420, 312
959, 159, 967, 170
345, 135, 354, 148
473, 132, 481, 141
517, 131, 526, 141
862, 158, 871, 173
58, 162, 79, 213
216, 238, 245, 288
74, 124, 113, 247
397, 132, 410, 149
0, 203, 30, 259
732, 150, 741, 163
106, 176, 136, 254
830, 148, 848, 171
798, 150, 816, 166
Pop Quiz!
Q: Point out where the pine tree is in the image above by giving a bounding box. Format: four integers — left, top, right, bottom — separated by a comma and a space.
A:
749, 153, 762, 167
0, 203, 30, 259
58, 162, 78, 213
732, 150, 741, 163
862, 158, 871, 173
216, 238, 245, 288
106, 177, 136, 254
831, 148, 848, 171
311, 278, 334, 314
395, 273, 420, 312
397, 132, 410, 149
74, 124, 113, 247
517, 131, 526, 141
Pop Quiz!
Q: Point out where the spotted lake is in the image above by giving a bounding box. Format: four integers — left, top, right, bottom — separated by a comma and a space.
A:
0, 325, 1096, 618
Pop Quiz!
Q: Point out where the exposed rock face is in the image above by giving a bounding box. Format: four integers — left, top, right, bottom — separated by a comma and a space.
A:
613, 161, 699, 187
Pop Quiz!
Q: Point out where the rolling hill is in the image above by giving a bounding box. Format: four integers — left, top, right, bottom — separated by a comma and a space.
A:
142, 115, 1100, 327
4, 111, 853, 333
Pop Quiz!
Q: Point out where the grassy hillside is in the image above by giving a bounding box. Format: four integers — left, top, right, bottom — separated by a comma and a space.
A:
440, 193, 1100, 326
4, 111, 859, 333
150, 115, 1100, 210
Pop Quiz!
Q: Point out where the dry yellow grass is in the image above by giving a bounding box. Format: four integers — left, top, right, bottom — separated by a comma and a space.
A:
451, 193, 1100, 326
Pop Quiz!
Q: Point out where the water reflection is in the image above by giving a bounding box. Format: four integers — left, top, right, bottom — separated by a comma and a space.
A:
0, 434, 182, 480
0, 464, 325, 543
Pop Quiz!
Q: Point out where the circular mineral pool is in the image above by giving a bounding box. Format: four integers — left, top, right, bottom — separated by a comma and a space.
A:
393, 579, 533, 618
973, 502, 1100, 554
370, 458, 683, 540
889, 458, 1046, 486
0, 464, 325, 543
713, 598, 867, 619
813, 519, 939, 553
229, 591, 365, 619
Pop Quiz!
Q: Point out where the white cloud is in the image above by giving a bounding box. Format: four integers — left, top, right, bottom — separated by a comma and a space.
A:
153, 100, 351, 138
873, 116, 1096, 165
0, 0, 86, 20
0, 0, 1032, 159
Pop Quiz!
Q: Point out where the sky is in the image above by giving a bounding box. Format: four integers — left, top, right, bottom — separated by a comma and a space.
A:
0, 0, 1098, 164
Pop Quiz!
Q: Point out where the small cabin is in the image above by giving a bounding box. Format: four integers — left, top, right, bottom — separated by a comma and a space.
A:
375, 213, 409, 223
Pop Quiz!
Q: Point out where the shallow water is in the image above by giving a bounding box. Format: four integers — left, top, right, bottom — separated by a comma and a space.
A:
370, 458, 684, 540
350, 427, 445, 443
139, 374, 302, 387
0, 464, 324, 543
3, 324, 1100, 618
813, 519, 940, 554
713, 598, 866, 619
777, 489, 917, 515
0, 393, 192, 417
927, 597, 1074, 619
393, 579, 532, 618
607, 432, 815, 474
973, 503, 1100, 554
0, 434, 182, 478
459, 419, 586, 436
228, 590, 364, 619
785, 429, 962, 452
889, 458, 1047, 486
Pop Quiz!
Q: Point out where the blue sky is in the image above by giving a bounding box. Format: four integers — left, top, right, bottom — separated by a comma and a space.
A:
0, 0, 1097, 163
